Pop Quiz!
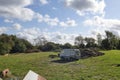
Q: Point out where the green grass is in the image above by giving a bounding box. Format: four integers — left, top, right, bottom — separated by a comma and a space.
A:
0, 50, 120, 80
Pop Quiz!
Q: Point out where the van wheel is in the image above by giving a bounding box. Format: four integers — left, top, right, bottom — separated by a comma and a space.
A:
61, 57, 65, 61
70, 57, 73, 61
75, 58, 79, 60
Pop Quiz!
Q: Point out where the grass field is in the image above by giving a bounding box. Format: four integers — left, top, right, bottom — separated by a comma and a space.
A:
0, 50, 120, 80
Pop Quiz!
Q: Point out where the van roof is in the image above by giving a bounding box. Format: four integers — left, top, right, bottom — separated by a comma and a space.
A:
62, 49, 79, 50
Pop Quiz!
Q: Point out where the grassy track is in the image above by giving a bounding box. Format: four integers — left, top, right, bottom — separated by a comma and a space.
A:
0, 50, 120, 80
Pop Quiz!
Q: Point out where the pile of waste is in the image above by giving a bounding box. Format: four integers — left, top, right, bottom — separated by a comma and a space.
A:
81, 49, 104, 58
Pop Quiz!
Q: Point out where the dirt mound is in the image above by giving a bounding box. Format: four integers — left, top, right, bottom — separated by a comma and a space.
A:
81, 49, 104, 58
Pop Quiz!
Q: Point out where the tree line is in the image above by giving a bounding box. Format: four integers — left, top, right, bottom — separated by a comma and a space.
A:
0, 34, 33, 55
75, 31, 120, 50
0, 31, 120, 55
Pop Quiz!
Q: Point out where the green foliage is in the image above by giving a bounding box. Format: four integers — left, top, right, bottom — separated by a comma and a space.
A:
74, 35, 97, 48
0, 34, 14, 54
0, 42, 11, 55
86, 43, 97, 48
0, 34, 32, 55
20, 39, 33, 49
11, 40, 27, 53
40, 42, 58, 51
101, 31, 119, 50
101, 39, 110, 50
75, 35, 85, 48
62, 43, 72, 49
39, 42, 74, 51
1, 30, 120, 54
74, 31, 120, 50
117, 40, 120, 49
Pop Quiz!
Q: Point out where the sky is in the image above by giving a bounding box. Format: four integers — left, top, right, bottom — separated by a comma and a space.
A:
0, 0, 120, 45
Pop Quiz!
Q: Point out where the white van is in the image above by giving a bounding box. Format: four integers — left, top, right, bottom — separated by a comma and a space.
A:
59, 49, 81, 60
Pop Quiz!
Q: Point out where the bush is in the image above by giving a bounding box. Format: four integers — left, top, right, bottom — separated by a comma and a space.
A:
0, 42, 11, 55
25, 49, 40, 53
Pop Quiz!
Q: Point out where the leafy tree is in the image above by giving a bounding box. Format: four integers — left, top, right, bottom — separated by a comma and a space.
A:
117, 40, 120, 49
20, 39, 33, 49
97, 33, 102, 47
62, 43, 72, 49
0, 34, 14, 54
0, 42, 11, 55
34, 36, 47, 46
101, 31, 118, 50
101, 39, 110, 50
40, 42, 57, 51
75, 35, 85, 48
85, 37, 96, 48
11, 40, 27, 53
0, 34, 35, 54
106, 31, 113, 39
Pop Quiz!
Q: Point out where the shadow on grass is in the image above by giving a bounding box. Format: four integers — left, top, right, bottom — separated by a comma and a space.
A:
51, 59, 78, 63
112, 64, 120, 67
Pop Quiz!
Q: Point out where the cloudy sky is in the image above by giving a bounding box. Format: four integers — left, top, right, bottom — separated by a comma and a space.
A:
0, 0, 120, 45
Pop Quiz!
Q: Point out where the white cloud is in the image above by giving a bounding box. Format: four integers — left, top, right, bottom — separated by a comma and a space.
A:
44, 15, 59, 26
36, 14, 77, 27
0, 0, 77, 27
0, 27, 8, 34
23, 28, 40, 35
84, 16, 120, 38
60, 19, 77, 27
48, 18, 59, 26
36, 13, 43, 22
0, 0, 32, 7
13, 23, 22, 30
59, 22, 68, 27
84, 16, 120, 28
17, 27, 41, 44
65, 0, 105, 16
0, 0, 35, 21
40, 0, 48, 5
16, 27, 78, 45
50, 32, 78, 45
4, 19, 13, 23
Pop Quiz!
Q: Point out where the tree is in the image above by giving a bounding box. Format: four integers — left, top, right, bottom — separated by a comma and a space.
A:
62, 43, 72, 49
0, 34, 14, 54
0, 42, 11, 55
117, 40, 120, 49
106, 31, 113, 40
75, 35, 85, 48
0, 34, 35, 54
97, 33, 102, 47
34, 36, 47, 46
40, 42, 57, 51
101, 39, 110, 50
85, 37, 96, 48
11, 40, 27, 53
101, 31, 118, 50
20, 39, 33, 50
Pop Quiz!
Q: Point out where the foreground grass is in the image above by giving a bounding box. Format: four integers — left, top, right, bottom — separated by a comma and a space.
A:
0, 50, 120, 80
